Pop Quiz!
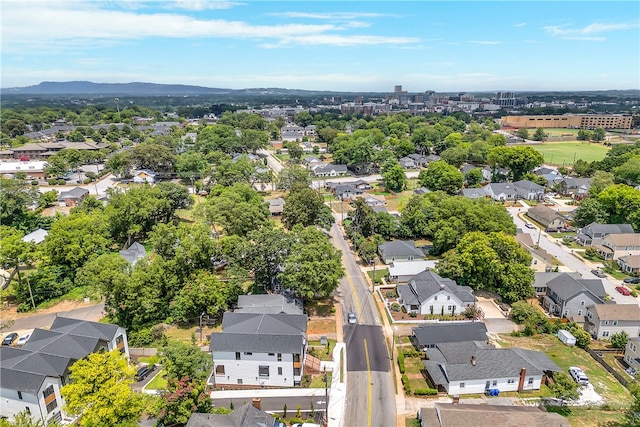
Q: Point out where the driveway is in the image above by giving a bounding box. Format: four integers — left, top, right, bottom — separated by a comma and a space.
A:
476, 297, 518, 334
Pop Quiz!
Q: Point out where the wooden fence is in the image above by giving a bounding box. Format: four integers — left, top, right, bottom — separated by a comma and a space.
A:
587, 348, 629, 387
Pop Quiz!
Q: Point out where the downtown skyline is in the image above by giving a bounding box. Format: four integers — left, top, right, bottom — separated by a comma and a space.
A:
1, 0, 639, 92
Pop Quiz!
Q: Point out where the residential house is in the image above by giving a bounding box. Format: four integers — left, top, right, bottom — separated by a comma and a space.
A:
268, 197, 285, 216
378, 240, 424, 264
624, 338, 640, 372
0, 317, 128, 425
21, 228, 48, 245
460, 164, 477, 176
516, 233, 555, 269
560, 178, 592, 198
351, 179, 372, 190
408, 153, 428, 168
542, 273, 606, 318
388, 260, 438, 283
533, 271, 582, 296
419, 403, 568, 427
333, 184, 363, 201
364, 196, 385, 208
618, 255, 640, 275
484, 183, 518, 201
512, 180, 545, 200
234, 294, 303, 315
596, 233, 640, 260
585, 304, 640, 340
422, 341, 561, 395
303, 155, 322, 169
414, 187, 431, 195
481, 165, 508, 182
280, 124, 305, 142
425, 154, 442, 164
526, 205, 567, 229
311, 163, 348, 177
132, 169, 156, 184
576, 222, 635, 246
460, 188, 485, 199
412, 323, 488, 350
57, 187, 89, 207
396, 270, 475, 316
119, 242, 147, 267
209, 298, 308, 387
186, 403, 283, 427
399, 157, 417, 169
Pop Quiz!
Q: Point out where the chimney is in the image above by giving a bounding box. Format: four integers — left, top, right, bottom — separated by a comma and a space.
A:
440, 283, 445, 290
470, 355, 476, 366
517, 368, 526, 392
252, 397, 261, 410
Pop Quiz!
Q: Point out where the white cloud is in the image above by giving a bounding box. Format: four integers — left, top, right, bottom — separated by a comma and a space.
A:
514, 22, 527, 27
272, 12, 393, 20
167, 0, 244, 10
544, 21, 639, 40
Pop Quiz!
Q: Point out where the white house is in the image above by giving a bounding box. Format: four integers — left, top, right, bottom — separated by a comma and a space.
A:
0, 317, 129, 425
423, 341, 560, 395
387, 260, 438, 283
132, 169, 156, 184
209, 298, 307, 387
396, 270, 475, 316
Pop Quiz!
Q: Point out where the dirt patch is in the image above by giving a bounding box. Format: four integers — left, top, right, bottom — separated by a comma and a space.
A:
0, 299, 97, 322
308, 318, 335, 337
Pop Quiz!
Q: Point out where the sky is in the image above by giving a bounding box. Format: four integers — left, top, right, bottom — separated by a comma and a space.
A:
1, 0, 639, 92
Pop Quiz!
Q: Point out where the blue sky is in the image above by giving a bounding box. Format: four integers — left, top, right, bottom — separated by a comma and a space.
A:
1, 1, 639, 92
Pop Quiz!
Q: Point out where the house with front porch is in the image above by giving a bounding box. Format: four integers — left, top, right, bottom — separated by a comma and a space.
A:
618, 255, 640, 275
576, 222, 635, 246
396, 270, 475, 316
560, 177, 592, 198
541, 273, 606, 318
526, 205, 567, 229
585, 304, 640, 340
596, 233, 640, 260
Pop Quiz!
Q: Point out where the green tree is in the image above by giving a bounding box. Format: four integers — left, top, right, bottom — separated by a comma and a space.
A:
592, 127, 606, 142
611, 331, 629, 349
488, 145, 544, 181
176, 151, 209, 181
276, 164, 310, 191
0, 410, 44, 427
244, 226, 291, 290
589, 170, 615, 196
614, 156, 640, 185
160, 341, 212, 383
418, 161, 463, 194
211, 155, 254, 187
440, 145, 470, 168
381, 160, 407, 192
105, 151, 132, 177
75, 253, 131, 303
148, 222, 216, 276
533, 127, 545, 141
0, 178, 43, 231
597, 184, 640, 230
0, 226, 36, 303
170, 271, 241, 324
515, 128, 529, 140
128, 143, 176, 173
61, 350, 143, 427
464, 168, 483, 187
572, 198, 609, 227
200, 184, 269, 236
548, 372, 580, 406
568, 325, 592, 349
157, 377, 212, 427
280, 226, 344, 301
285, 142, 304, 162
282, 187, 334, 230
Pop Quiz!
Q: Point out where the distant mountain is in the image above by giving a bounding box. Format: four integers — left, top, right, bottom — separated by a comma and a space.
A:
0, 81, 234, 95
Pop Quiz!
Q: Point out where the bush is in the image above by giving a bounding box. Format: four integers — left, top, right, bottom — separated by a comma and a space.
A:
611, 331, 629, 349
409, 311, 417, 318
414, 388, 438, 396
390, 302, 401, 312
401, 374, 411, 395
31, 180, 39, 185
48, 179, 58, 185
83, 178, 92, 184
57, 179, 66, 185
397, 352, 405, 374
403, 349, 423, 358
385, 289, 398, 298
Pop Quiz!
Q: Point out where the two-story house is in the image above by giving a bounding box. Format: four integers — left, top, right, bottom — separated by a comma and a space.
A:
396, 270, 475, 316
209, 296, 307, 387
542, 273, 606, 318
624, 338, 640, 373
585, 304, 640, 340
0, 317, 129, 425
512, 180, 545, 200
533, 271, 582, 297
576, 222, 635, 246
422, 341, 561, 395
560, 177, 592, 198
596, 233, 640, 260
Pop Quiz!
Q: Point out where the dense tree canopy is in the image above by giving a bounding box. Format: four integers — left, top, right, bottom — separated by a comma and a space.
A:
381, 159, 407, 192
487, 145, 544, 181
418, 160, 463, 195
200, 183, 269, 236
282, 187, 334, 230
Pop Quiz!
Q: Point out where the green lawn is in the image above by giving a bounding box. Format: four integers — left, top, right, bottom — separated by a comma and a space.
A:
531, 142, 610, 165
309, 372, 332, 388
546, 406, 626, 427
307, 339, 337, 361
367, 268, 389, 284
145, 369, 167, 390
499, 334, 632, 405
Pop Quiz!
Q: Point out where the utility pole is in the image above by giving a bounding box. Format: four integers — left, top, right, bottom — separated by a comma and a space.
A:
324, 369, 329, 427
18, 258, 36, 310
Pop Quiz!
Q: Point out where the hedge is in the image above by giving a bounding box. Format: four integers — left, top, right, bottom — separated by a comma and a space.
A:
414, 388, 438, 396
397, 351, 405, 374
401, 374, 411, 395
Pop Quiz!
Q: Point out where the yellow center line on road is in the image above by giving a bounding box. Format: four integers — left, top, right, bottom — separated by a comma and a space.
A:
341, 258, 364, 322
364, 338, 372, 427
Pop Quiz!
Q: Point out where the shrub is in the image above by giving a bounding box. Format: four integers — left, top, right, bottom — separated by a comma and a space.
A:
83, 177, 92, 184
401, 374, 411, 395
31, 180, 39, 186
390, 303, 401, 312
385, 289, 398, 298
397, 352, 405, 374
611, 331, 629, 349
57, 179, 66, 185
403, 349, 423, 358
414, 388, 438, 396
409, 311, 417, 318
48, 179, 58, 185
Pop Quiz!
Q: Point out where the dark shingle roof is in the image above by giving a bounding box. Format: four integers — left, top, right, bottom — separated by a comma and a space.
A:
546, 273, 605, 302
422, 403, 569, 427
186, 403, 276, 427
49, 316, 119, 341
412, 322, 487, 347
398, 270, 475, 305
209, 332, 304, 354
0, 367, 46, 393
236, 294, 302, 315
378, 240, 424, 259
58, 186, 89, 200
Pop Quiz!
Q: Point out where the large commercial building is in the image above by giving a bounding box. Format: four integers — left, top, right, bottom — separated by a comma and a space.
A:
501, 114, 632, 130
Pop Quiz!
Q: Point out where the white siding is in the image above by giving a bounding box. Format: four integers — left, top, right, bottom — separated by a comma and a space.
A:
212, 351, 302, 387
446, 375, 542, 395
0, 378, 64, 425
418, 291, 470, 316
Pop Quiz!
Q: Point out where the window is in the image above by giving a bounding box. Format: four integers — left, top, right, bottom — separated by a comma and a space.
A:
259, 366, 269, 377
580, 300, 585, 306
116, 335, 125, 352
45, 399, 58, 414
447, 296, 451, 301
235, 352, 241, 360
277, 353, 282, 362
459, 383, 465, 389
434, 296, 438, 301
293, 354, 300, 363
602, 331, 610, 337
268, 353, 275, 356
604, 321, 609, 325
244, 352, 253, 355
237, 379, 243, 385
528, 377, 534, 385
278, 367, 283, 375
293, 368, 301, 376
507, 379, 515, 384
577, 310, 582, 316
18, 391, 22, 400
613, 321, 618, 326
215, 365, 225, 375
492, 380, 497, 386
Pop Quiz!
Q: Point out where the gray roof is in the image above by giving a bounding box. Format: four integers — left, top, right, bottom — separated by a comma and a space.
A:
412, 322, 488, 347
236, 294, 302, 315
186, 403, 276, 427
583, 222, 635, 236
119, 242, 147, 265
398, 270, 475, 305
486, 183, 518, 196
513, 180, 544, 192
58, 186, 89, 200
546, 273, 606, 302
378, 240, 424, 259
209, 332, 304, 354
421, 403, 569, 427
313, 163, 348, 175
22, 228, 48, 244
534, 272, 581, 289
563, 177, 592, 188
527, 204, 565, 223
414, 187, 431, 195
22, 329, 101, 359
461, 188, 485, 199
49, 316, 120, 341
0, 367, 46, 393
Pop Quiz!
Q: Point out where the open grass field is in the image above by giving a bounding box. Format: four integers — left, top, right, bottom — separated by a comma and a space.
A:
498, 334, 632, 406
531, 141, 610, 165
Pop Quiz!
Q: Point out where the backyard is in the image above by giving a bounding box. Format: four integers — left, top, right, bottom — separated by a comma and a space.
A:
531, 141, 610, 165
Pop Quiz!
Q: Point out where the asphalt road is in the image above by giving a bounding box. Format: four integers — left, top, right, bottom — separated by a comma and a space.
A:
329, 220, 396, 427
257, 148, 284, 174
0, 303, 105, 332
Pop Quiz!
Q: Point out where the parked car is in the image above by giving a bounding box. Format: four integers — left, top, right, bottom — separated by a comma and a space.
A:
545, 228, 559, 233
525, 222, 535, 229
623, 277, 640, 285
616, 286, 632, 296
347, 312, 357, 325
16, 333, 31, 346
569, 366, 589, 386
135, 366, 151, 382
1, 332, 18, 346
591, 269, 606, 278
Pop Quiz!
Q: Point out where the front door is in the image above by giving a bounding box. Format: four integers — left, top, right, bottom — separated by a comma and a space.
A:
485, 381, 491, 390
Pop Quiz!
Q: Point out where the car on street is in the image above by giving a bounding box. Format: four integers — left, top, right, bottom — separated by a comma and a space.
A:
525, 222, 535, 229
569, 366, 589, 386
1, 332, 18, 346
616, 286, 632, 296
623, 277, 640, 285
16, 333, 31, 346
347, 312, 357, 324
591, 269, 606, 278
